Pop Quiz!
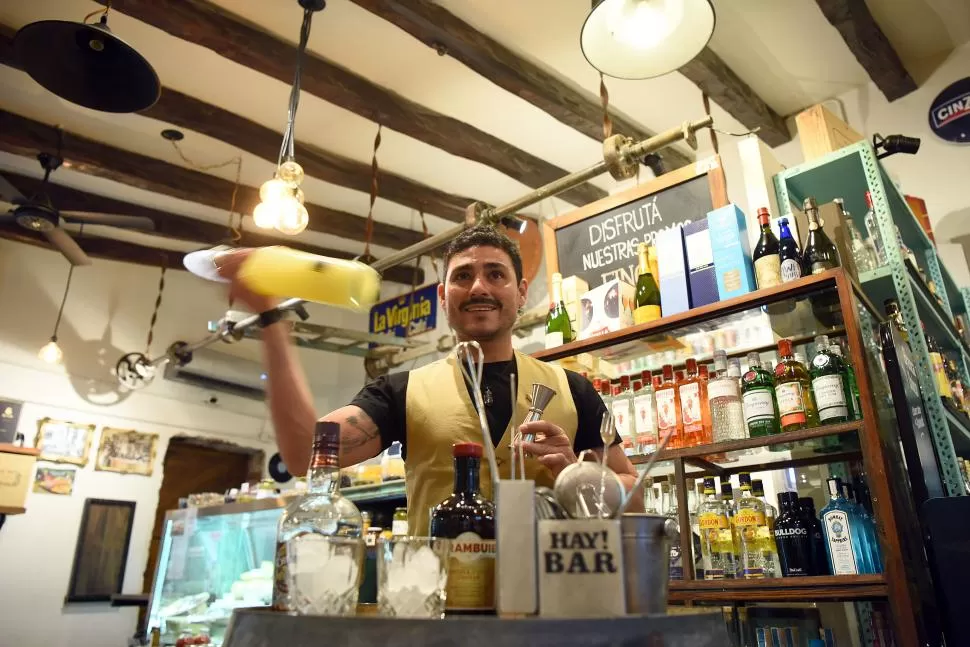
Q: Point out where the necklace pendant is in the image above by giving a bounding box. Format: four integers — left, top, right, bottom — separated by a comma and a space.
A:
483, 385, 494, 406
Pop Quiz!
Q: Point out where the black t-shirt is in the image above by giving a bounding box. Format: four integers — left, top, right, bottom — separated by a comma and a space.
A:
350, 359, 613, 460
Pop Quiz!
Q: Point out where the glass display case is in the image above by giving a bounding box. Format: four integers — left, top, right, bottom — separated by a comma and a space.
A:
146, 481, 406, 646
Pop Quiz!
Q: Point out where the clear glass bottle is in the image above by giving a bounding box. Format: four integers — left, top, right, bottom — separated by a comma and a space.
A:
839, 200, 877, 273
773, 339, 819, 433
599, 379, 613, 415
656, 364, 683, 449
611, 375, 635, 455
809, 335, 850, 424
633, 370, 659, 454
753, 479, 781, 576
697, 477, 737, 580
742, 352, 781, 438
735, 473, 776, 579
709, 350, 747, 444
276, 421, 364, 613
643, 476, 658, 514
662, 481, 683, 580
544, 272, 573, 349
819, 477, 867, 575
863, 191, 887, 265
721, 481, 740, 577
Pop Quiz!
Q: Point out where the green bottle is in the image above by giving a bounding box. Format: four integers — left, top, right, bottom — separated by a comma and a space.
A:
633, 243, 662, 325
809, 335, 849, 424
544, 272, 574, 349
829, 342, 862, 420
741, 352, 780, 437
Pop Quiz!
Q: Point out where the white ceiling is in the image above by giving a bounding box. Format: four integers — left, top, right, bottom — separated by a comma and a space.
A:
0, 0, 966, 271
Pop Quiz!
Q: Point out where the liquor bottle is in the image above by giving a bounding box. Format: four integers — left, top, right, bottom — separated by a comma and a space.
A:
819, 477, 867, 576
721, 481, 740, 576
633, 242, 662, 324
774, 339, 819, 433
925, 328, 954, 403
276, 421, 364, 613
799, 497, 830, 576
774, 492, 814, 577
709, 350, 747, 444
643, 477, 658, 514
947, 359, 968, 413
697, 477, 737, 580
863, 191, 887, 265
599, 379, 613, 414
801, 197, 840, 275
657, 364, 683, 449
896, 225, 920, 274
679, 358, 711, 447
884, 299, 910, 344
741, 352, 781, 438
392, 507, 408, 538
686, 477, 704, 578
430, 442, 496, 613
633, 370, 659, 454
778, 218, 802, 283
734, 473, 776, 579
753, 479, 781, 576
827, 341, 862, 420
752, 207, 782, 290
843, 205, 877, 273
662, 481, 683, 580
545, 272, 573, 349
611, 375, 635, 455
809, 335, 850, 424
842, 482, 882, 574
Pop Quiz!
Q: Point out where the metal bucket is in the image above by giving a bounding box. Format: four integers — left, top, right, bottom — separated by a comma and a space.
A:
620, 513, 679, 615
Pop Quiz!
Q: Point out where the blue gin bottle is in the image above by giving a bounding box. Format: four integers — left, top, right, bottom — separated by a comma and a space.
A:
820, 478, 867, 575
842, 482, 882, 574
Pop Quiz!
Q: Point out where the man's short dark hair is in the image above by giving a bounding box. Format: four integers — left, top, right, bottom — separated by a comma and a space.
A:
442, 224, 524, 283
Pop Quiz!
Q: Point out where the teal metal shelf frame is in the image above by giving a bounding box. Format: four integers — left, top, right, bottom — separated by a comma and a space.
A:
774, 140, 968, 496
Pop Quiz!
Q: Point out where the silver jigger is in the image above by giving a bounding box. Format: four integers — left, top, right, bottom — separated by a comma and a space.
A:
518, 383, 557, 444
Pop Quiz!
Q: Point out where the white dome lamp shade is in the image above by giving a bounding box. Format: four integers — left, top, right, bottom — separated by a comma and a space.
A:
581, 0, 716, 80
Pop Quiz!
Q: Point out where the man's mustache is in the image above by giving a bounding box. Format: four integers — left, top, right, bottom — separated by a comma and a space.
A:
460, 297, 501, 311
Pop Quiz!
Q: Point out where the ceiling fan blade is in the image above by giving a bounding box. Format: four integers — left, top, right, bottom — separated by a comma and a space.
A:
0, 175, 26, 205
60, 211, 155, 231
43, 227, 93, 266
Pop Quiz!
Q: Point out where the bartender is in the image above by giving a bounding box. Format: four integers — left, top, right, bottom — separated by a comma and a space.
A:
219, 224, 642, 533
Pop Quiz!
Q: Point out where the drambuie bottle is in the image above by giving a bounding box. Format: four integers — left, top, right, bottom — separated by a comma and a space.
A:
430, 442, 496, 613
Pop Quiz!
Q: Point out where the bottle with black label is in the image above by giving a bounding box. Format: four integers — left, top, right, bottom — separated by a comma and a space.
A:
778, 218, 802, 283
430, 442, 496, 613
774, 492, 814, 576
798, 497, 830, 576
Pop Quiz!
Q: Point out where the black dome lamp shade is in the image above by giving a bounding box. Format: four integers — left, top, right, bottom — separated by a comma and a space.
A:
14, 14, 161, 113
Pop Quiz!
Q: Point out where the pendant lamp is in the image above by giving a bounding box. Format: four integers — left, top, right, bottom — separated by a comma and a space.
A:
14, 9, 160, 113
40, 263, 77, 365
581, 0, 715, 80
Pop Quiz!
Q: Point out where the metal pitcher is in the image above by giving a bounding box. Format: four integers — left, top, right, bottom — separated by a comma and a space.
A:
620, 513, 679, 615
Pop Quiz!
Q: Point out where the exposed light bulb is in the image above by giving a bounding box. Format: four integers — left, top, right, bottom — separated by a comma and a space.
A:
278, 160, 305, 187
276, 197, 309, 235
252, 202, 278, 229
607, 0, 683, 50
259, 178, 290, 203
39, 338, 63, 364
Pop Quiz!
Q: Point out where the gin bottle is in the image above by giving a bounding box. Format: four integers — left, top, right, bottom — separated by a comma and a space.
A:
809, 335, 849, 424
774, 492, 815, 577
696, 477, 737, 580
709, 350, 747, 444
799, 497, 830, 576
276, 421, 364, 614
742, 352, 780, 437
735, 473, 777, 578
828, 342, 862, 420
841, 482, 881, 574
863, 191, 887, 265
820, 478, 867, 575
633, 370, 659, 454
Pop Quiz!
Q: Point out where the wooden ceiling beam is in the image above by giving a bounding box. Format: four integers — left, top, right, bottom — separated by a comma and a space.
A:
678, 48, 792, 147
347, 0, 693, 171
0, 109, 425, 251
814, 0, 917, 101
0, 23, 473, 224
1, 172, 423, 285
94, 0, 607, 207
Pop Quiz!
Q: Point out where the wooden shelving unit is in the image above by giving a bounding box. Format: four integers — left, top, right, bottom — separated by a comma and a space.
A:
532, 268, 933, 646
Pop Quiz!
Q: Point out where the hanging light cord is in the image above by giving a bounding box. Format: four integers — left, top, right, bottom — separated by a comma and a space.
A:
144, 266, 167, 355
362, 124, 383, 261
279, 8, 315, 166
599, 73, 614, 140
83, 0, 111, 24
51, 264, 76, 341
168, 141, 243, 243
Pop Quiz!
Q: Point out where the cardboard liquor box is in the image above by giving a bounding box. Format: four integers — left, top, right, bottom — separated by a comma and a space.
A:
708, 204, 757, 300
905, 195, 935, 243
655, 226, 690, 317
795, 104, 864, 161
682, 219, 719, 308
0, 445, 38, 511
577, 279, 635, 341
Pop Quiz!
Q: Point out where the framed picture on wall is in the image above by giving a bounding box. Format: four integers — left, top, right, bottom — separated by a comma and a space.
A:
66, 498, 136, 603
33, 465, 77, 495
34, 418, 95, 466
95, 427, 158, 477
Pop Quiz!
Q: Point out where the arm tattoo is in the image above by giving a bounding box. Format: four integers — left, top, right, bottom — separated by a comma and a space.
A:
342, 410, 380, 450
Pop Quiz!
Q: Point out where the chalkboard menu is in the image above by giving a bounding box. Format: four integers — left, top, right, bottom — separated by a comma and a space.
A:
544, 158, 726, 290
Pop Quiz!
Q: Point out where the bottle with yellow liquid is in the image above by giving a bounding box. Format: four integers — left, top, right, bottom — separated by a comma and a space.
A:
633, 243, 661, 324
237, 246, 382, 312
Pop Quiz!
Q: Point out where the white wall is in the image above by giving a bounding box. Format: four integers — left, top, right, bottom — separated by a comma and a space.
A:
0, 238, 368, 647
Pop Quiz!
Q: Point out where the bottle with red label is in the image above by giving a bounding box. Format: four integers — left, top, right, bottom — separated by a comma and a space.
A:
773, 339, 819, 434
611, 375, 635, 455
679, 358, 710, 447
656, 364, 683, 449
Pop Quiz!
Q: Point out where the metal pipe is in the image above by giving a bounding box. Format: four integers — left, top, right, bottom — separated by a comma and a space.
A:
371, 221, 468, 272
489, 159, 609, 220
626, 115, 713, 160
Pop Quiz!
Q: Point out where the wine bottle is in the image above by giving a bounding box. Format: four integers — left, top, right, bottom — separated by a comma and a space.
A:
545, 272, 574, 349
801, 197, 840, 275
752, 207, 781, 289
778, 218, 802, 283
633, 242, 662, 324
